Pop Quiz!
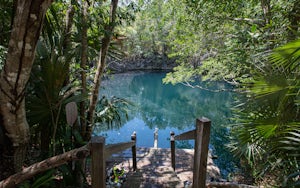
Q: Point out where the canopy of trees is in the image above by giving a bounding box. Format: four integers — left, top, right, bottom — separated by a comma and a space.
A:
118, 0, 300, 186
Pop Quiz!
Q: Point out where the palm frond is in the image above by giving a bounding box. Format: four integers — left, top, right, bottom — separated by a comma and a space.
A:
230, 39, 300, 182
270, 39, 300, 73
94, 96, 133, 130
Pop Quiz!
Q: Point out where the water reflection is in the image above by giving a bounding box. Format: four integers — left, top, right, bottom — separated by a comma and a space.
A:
95, 72, 237, 176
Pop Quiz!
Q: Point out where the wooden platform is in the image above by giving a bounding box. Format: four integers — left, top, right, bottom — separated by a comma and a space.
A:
105, 147, 221, 188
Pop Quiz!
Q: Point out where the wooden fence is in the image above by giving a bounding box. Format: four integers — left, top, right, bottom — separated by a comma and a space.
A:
91, 132, 137, 188
0, 132, 137, 188
170, 117, 211, 188
1, 117, 213, 188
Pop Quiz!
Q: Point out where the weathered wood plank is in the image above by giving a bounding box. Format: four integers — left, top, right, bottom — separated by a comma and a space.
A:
170, 131, 176, 170
174, 129, 195, 140
193, 118, 211, 188
91, 136, 105, 188
105, 141, 136, 158
131, 132, 137, 171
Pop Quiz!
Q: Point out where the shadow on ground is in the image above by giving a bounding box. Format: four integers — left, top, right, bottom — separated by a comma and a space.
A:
105, 148, 220, 188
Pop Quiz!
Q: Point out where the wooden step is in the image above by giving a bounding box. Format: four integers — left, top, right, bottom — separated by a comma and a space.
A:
105, 147, 220, 188
121, 148, 183, 187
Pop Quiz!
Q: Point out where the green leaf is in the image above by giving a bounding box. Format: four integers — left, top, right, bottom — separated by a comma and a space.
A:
31, 170, 55, 188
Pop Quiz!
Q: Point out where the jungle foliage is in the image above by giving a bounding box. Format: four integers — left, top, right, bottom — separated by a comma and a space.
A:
0, 0, 134, 186
122, 0, 300, 186
0, 0, 299, 187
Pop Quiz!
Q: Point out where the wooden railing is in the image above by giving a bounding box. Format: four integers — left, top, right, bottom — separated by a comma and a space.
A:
170, 117, 211, 188
90, 131, 137, 188
0, 132, 137, 188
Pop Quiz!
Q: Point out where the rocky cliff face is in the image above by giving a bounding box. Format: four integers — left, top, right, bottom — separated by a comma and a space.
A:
106, 56, 176, 73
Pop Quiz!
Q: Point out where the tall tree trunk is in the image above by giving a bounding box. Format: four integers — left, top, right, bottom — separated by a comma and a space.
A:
0, 0, 52, 180
260, 0, 274, 49
261, 0, 271, 26
288, 0, 300, 41
73, 1, 90, 187
63, 0, 75, 86
63, 0, 75, 51
80, 0, 88, 139
86, 0, 119, 140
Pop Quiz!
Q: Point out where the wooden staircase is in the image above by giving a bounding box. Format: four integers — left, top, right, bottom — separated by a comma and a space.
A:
106, 146, 221, 188
104, 119, 218, 188
121, 148, 183, 188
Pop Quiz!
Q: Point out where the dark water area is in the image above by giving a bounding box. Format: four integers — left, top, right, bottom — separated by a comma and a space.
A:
94, 71, 239, 177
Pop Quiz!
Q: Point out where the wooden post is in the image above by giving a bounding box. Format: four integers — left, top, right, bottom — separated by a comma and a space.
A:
154, 128, 158, 148
90, 136, 106, 188
170, 131, 176, 171
192, 118, 211, 188
131, 131, 137, 171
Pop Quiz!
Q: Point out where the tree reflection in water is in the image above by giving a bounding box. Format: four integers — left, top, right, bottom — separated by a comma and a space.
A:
95, 72, 238, 177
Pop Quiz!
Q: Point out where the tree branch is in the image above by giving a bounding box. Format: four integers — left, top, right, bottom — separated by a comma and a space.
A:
181, 81, 232, 92
0, 145, 90, 188
226, 17, 265, 27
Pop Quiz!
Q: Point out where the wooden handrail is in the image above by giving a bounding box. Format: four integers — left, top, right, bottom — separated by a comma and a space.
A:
174, 129, 195, 140
0, 145, 90, 188
105, 141, 136, 158
170, 117, 211, 188
0, 103, 138, 188
91, 132, 137, 188
0, 132, 137, 188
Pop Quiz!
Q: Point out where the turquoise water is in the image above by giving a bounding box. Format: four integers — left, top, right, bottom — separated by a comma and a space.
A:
95, 71, 237, 176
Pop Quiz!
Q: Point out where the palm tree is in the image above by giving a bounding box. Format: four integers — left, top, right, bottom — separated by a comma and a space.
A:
230, 39, 300, 186
26, 34, 85, 157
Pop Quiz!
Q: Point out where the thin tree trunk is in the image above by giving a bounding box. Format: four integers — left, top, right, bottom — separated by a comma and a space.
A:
261, 0, 271, 26
80, 0, 88, 139
63, 0, 75, 86
86, 0, 119, 140
260, 0, 273, 49
0, 0, 52, 179
76, 1, 89, 187
63, 0, 75, 51
288, 0, 300, 41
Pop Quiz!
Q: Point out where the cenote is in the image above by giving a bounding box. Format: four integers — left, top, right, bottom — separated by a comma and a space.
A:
94, 71, 238, 177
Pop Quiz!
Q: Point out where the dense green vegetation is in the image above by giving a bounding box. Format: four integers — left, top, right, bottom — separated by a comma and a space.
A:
228, 40, 300, 186
122, 0, 300, 186
0, 0, 299, 187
